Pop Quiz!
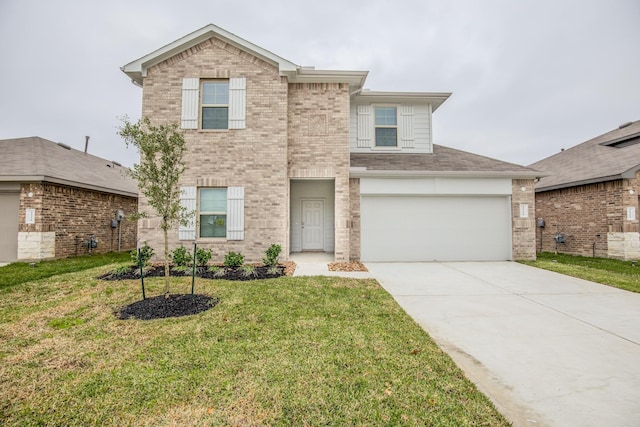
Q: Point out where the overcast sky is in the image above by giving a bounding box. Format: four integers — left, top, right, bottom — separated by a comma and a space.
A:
1, 0, 638, 168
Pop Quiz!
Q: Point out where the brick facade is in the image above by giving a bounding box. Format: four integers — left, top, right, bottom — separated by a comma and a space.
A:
511, 179, 537, 260
138, 37, 290, 263
534, 171, 640, 259
18, 183, 137, 259
287, 83, 351, 261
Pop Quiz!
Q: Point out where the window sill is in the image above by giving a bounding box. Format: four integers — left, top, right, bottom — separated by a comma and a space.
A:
197, 129, 229, 133
197, 237, 228, 242
370, 146, 403, 152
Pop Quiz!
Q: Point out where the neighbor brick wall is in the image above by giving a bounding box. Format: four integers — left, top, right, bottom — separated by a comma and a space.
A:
511, 179, 537, 260
138, 36, 289, 263
534, 172, 640, 258
287, 82, 351, 261
18, 183, 137, 258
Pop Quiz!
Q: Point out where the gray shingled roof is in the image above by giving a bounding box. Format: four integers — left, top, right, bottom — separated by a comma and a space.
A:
0, 137, 138, 197
529, 120, 640, 192
351, 144, 540, 177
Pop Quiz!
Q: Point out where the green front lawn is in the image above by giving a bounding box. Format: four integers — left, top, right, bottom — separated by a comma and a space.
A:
0, 265, 509, 426
0, 252, 131, 290
520, 252, 640, 293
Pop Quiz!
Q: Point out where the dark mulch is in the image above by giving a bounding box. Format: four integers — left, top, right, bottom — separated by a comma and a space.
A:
99, 265, 286, 281
117, 294, 219, 320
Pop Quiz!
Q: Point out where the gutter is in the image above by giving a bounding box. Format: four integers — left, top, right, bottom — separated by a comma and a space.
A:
350, 169, 545, 179
0, 175, 138, 198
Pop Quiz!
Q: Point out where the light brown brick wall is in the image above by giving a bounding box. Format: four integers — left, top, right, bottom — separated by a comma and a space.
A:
349, 178, 361, 260
19, 183, 137, 258
287, 82, 351, 261
534, 172, 640, 257
511, 179, 537, 260
138, 36, 289, 263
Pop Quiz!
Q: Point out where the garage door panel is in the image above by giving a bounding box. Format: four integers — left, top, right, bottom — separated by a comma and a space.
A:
361, 196, 511, 262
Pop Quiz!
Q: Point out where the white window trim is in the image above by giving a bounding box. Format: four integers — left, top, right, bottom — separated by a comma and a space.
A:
373, 104, 399, 148
200, 80, 229, 130
198, 187, 228, 239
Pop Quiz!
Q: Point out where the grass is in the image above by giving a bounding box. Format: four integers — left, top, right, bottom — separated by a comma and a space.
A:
519, 252, 640, 293
0, 252, 130, 290
0, 262, 509, 426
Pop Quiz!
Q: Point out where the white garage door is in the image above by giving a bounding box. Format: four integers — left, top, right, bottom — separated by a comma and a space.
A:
0, 192, 20, 262
361, 195, 512, 262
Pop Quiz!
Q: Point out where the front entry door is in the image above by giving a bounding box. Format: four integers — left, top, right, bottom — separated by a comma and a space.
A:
302, 200, 324, 250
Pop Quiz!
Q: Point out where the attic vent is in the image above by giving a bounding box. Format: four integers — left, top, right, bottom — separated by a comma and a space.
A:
619, 122, 633, 129
601, 132, 640, 149
57, 142, 72, 150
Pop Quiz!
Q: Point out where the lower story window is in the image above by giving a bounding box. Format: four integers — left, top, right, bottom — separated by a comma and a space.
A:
199, 188, 227, 238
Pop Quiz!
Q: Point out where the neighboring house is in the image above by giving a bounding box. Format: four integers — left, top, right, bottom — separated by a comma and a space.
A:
121, 24, 540, 263
0, 137, 138, 262
530, 120, 640, 259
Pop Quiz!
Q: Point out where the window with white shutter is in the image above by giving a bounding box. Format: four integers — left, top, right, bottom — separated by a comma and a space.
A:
194, 186, 244, 240
357, 105, 372, 148
180, 77, 246, 130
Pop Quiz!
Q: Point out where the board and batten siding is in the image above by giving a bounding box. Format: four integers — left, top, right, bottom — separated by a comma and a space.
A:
349, 103, 432, 153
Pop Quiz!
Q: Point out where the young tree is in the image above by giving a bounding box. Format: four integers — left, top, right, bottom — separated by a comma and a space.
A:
118, 117, 188, 296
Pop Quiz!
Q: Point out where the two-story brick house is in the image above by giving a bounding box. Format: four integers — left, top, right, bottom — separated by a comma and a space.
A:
122, 24, 539, 263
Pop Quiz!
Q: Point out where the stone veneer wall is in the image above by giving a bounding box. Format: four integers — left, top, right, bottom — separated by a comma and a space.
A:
534, 171, 640, 259
511, 179, 537, 260
287, 82, 351, 261
138, 36, 289, 263
18, 183, 137, 260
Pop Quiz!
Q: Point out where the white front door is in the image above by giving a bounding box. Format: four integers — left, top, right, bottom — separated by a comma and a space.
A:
302, 199, 324, 250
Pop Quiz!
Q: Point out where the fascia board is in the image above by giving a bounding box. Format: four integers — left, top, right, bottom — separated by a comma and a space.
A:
121, 24, 298, 85
354, 91, 452, 111
535, 175, 623, 192
350, 169, 544, 179
290, 69, 369, 90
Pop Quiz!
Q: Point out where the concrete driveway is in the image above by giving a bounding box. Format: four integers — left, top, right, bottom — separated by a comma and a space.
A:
366, 261, 640, 427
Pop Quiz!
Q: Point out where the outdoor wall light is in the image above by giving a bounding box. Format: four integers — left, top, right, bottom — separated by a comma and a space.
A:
629, 189, 635, 195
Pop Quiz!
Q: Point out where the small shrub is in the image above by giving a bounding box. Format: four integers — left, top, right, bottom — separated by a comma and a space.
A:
171, 245, 192, 267
267, 265, 281, 275
109, 265, 132, 278
208, 265, 226, 278
224, 251, 244, 268
195, 247, 212, 267
131, 244, 154, 267
240, 264, 258, 278
263, 243, 282, 267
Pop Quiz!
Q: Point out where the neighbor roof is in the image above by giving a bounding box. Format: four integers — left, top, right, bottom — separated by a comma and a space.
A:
350, 145, 541, 178
530, 120, 640, 192
0, 137, 138, 197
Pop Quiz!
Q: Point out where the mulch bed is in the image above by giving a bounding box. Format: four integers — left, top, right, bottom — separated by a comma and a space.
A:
328, 261, 368, 272
98, 263, 295, 281
117, 294, 219, 320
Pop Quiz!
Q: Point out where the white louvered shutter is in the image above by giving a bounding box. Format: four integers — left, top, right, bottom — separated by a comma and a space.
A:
228, 78, 246, 129
399, 105, 415, 148
178, 186, 196, 240
181, 78, 199, 129
226, 187, 244, 240
357, 105, 373, 148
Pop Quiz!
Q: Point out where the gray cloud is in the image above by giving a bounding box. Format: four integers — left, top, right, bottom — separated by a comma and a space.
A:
1, 0, 638, 167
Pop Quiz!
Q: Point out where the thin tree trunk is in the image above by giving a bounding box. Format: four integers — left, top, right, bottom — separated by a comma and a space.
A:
164, 226, 170, 296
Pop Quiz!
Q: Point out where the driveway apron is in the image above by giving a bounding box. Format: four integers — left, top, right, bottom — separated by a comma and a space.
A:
366, 261, 640, 427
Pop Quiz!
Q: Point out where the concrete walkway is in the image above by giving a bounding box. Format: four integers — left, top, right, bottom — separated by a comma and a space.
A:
289, 252, 372, 278
366, 261, 640, 427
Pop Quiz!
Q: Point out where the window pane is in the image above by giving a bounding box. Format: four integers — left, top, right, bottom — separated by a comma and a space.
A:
375, 107, 397, 126
202, 81, 229, 104
200, 214, 226, 238
200, 188, 227, 212
375, 128, 397, 146
202, 107, 229, 129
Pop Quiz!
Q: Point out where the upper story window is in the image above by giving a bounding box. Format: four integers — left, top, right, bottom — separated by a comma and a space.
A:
374, 106, 398, 147
181, 77, 246, 130
201, 81, 229, 130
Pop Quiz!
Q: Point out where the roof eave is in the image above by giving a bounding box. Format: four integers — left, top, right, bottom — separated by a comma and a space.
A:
535, 175, 623, 193
353, 91, 452, 111
290, 69, 369, 91
350, 169, 543, 179
0, 175, 138, 198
